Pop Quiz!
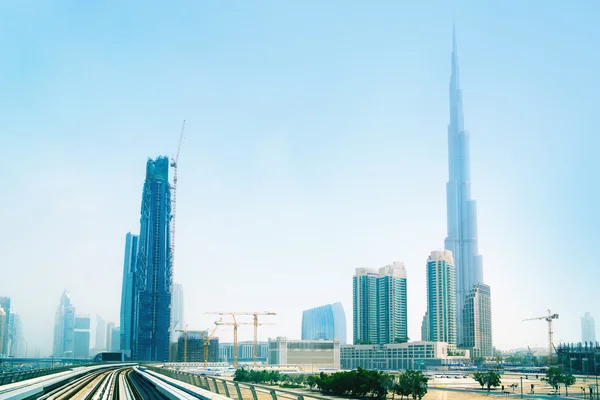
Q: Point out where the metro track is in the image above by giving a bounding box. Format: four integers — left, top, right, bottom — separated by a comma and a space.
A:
28, 366, 170, 400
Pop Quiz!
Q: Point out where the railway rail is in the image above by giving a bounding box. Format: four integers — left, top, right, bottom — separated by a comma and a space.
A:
0, 364, 215, 400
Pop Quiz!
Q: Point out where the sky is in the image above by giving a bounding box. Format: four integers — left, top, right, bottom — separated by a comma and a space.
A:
0, 1, 598, 356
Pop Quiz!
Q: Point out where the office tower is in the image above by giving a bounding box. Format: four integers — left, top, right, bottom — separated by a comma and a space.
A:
0, 297, 10, 354
8, 313, 24, 357
421, 312, 429, 341
74, 316, 91, 358
425, 250, 457, 345
463, 283, 492, 357
132, 156, 173, 361
171, 283, 184, 343
111, 327, 121, 352
106, 322, 115, 352
443, 27, 490, 346
95, 315, 106, 350
0, 307, 5, 356
353, 262, 408, 345
53, 290, 75, 357
302, 302, 347, 345
582, 312, 596, 343
120, 232, 139, 359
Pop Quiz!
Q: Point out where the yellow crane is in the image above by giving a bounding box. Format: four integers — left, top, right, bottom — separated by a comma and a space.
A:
175, 324, 189, 362
200, 319, 221, 368
206, 311, 276, 367
523, 310, 559, 363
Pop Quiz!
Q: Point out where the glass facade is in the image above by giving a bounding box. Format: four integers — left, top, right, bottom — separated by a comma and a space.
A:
353, 263, 407, 345
132, 156, 173, 361
426, 250, 457, 346
463, 283, 492, 357
53, 291, 75, 357
301, 302, 347, 345
120, 232, 139, 358
170, 283, 184, 343
443, 28, 486, 346
0, 297, 10, 355
74, 315, 91, 358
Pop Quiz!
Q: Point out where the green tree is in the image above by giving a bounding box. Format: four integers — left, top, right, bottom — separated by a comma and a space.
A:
473, 372, 486, 389
561, 373, 576, 397
542, 367, 563, 393
396, 370, 429, 400
473, 371, 501, 393
509, 383, 518, 393
306, 375, 317, 391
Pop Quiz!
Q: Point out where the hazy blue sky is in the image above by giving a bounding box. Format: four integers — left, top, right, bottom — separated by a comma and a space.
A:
1, 1, 598, 356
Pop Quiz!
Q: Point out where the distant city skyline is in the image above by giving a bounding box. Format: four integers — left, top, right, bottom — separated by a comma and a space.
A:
0, 2, 598, 354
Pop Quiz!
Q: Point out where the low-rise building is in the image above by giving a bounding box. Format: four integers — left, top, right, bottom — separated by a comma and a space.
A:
341, 341, 469, 370
268, 337, 340, 370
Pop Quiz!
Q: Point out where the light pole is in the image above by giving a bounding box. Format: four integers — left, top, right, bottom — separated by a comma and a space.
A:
521, 376, 524, 398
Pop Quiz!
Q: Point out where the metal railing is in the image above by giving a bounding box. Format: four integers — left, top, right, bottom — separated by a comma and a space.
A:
0, 366, 73, 386
145, 367, 336, 400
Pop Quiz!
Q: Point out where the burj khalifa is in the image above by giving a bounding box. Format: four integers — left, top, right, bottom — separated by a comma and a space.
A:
444, 27, 489, 350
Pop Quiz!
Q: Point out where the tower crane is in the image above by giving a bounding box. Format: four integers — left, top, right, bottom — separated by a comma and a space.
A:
175, 324, 189, 362
523, 310, 559, 363
200, 319, 221, 369
206, 311, 276, 367
169, 120, 185, 361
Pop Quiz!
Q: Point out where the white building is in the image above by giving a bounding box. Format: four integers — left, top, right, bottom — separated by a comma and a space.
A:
340, 341, 469, 371
268, 337, 340, 371
582, 312, 596, 343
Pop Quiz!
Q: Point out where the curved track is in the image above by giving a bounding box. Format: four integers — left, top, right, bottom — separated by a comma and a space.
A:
30, 366, 172, 400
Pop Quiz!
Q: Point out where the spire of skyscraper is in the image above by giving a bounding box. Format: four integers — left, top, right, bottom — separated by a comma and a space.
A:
444, 26, 489, 351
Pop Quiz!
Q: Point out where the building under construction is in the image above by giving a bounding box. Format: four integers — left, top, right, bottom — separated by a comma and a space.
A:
557, 342, 600, 375
174, 332, 219, 363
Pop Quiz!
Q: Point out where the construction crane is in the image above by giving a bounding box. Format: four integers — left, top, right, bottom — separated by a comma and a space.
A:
175, 324, 189, 362
200, 319, 221, 368
169, 121, 185, 361
523, 310, 559, 364
213, 320, 275, 368
206, 311, 276, 367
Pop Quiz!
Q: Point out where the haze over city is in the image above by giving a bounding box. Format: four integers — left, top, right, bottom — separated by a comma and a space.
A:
0, 1, 598, 358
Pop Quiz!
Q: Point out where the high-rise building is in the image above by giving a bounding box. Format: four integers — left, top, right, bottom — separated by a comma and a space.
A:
176, 332, 219, 363
111, 327, 121, 352
353, 263, 408, 345
120, 232, 139, 359
463, 283, 492, 357
0, 297, 10, 355
53, 290, 75, 357
0, 307, 6, 356
425, 250, 457, 346
171, 283, 184, 343
582, 312, 596, 343
7, 313, 24, 357
421, 312, 429, 341
302, 302, 347, 345
74, 316, 91, 358
443, 27, 491, 347
132, 156, 173, 361
95, 315, 106, 351
106, 322, 115, 352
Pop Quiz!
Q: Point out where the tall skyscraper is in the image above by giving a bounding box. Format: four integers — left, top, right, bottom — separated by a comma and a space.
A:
443, 27, 490, 347
0, 307, 6, 356
106, 322, 115, 352
132, 156, 173, 361
120, 232, 139, 359
111, 327, 121, 352
463, 283, 492, 357
302, 302, 347, 345
95, 315, 106, 350
582, 312, 596, 343
7, 313, 24, 357
424, 250, 457, 345
53, 290, 75, 357
171, 283, 184, 343
0, 297, 10, 355
74, 315, 91, 358
353, 263, 408, 345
